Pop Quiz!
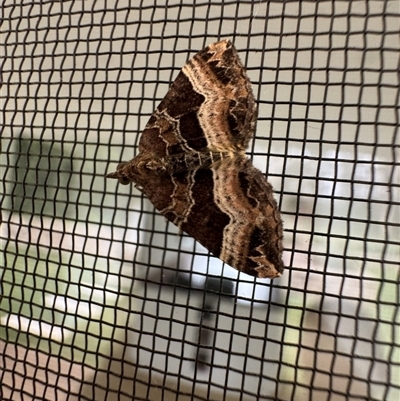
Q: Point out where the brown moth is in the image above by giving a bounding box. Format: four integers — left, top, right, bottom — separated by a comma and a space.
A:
107, 39, 284, 278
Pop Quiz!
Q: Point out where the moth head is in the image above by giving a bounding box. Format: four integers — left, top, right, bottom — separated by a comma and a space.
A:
106, 162, 131, 185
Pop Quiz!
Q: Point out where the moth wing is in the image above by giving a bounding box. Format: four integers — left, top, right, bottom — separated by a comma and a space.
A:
214, 158, 284, 278
138, 39, 257, 158
148, 157, 284, 279
211, 158, 284, 278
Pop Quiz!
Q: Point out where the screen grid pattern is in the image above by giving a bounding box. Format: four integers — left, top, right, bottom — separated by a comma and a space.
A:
1, 1, 399, 400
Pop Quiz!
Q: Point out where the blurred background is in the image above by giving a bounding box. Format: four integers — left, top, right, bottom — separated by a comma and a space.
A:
1, 1, 399, 400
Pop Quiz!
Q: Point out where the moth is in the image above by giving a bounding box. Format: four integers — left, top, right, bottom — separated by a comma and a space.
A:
107, 39, 284, 278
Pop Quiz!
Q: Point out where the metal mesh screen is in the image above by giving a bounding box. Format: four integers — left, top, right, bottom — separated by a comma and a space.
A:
1, 1, 399, 400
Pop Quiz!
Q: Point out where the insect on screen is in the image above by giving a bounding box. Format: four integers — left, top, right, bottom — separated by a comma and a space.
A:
1, 1, 399, 401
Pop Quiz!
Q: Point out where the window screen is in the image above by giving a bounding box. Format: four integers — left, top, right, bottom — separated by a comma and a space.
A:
2, 1, 399, 400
